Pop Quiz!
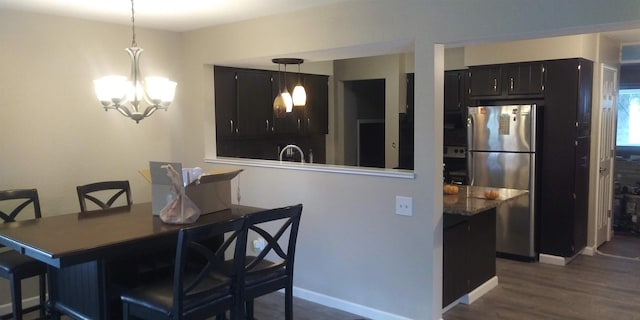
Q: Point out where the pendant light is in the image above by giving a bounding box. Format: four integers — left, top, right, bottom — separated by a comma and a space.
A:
272, 58, 306, 112
292, 61, 307, 106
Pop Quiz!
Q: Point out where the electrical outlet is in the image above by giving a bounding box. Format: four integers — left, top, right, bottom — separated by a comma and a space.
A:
395, 196, 413, 216
252, 238, 266, 253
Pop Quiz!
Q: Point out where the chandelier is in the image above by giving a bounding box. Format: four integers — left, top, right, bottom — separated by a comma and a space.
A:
272, 58, 306, 115
93, 0, 177, 123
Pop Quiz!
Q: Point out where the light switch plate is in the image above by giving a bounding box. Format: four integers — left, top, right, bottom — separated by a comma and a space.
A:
395, 196, 413, 216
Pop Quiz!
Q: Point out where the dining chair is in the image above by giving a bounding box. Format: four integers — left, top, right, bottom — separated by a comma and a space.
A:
76, 180, 132, 212
0, 189, 47, 320
238, 204, 303, 320
120, 217, 247, 320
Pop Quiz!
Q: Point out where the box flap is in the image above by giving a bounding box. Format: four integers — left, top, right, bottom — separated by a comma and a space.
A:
149, 161, 183, 185
190, 169, 243, 186
139, 169, 152, 183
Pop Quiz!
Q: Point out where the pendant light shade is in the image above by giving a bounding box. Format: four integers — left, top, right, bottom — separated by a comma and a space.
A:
292, 84, 306, 107
292, 61, 306, 106
281, 89, 293, 112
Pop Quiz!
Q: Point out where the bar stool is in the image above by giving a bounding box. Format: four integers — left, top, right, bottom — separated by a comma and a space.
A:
0, 189, 47, 320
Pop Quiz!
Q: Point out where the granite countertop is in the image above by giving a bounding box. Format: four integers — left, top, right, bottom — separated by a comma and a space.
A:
443, 185, 528, 216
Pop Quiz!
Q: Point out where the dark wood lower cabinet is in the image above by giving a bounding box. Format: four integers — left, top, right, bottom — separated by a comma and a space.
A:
443, 209, 496, 307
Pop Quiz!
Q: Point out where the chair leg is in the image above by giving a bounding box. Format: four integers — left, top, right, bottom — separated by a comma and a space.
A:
246, 300, 254, 320
285, 286, 293, 320
38, 274, 46, 318
9, 275, 23, 320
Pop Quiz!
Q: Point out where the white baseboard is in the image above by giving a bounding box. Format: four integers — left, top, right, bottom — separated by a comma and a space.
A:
581, 246, 595, 256
460, 276, 498, 305
0, 295, 41, 316
14, 287, 419, 320
539, 252, 581, 266
292, 286, 413, 320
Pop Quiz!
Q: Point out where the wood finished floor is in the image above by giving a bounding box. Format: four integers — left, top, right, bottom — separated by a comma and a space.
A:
25, 292, 365, 320
444, 254, 640, 320
26, 236, 640, 320
598, 234, 640, 259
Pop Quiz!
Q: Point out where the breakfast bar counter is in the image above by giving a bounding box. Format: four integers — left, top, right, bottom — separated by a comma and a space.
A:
442, 185, 528, 309
443, 185, 528, 216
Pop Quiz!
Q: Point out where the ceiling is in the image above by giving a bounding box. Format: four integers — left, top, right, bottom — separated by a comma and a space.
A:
0, 0, 353, 32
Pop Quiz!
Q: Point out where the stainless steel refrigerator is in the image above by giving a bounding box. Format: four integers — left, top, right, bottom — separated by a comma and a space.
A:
467, 104, 537, 260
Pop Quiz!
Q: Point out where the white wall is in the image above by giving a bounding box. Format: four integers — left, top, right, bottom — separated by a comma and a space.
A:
0, 10, 182, 304
2, 0, 640, 319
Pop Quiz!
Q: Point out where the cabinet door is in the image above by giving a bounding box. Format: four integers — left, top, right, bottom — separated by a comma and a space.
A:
467, 209, 496, 290
236, 70, 274, 136
303, 74, 329, 135
468, 66, 501, 97
444, 70, 465, 112
572, 136, 590, 255
214, 66, 238, 139
399, 73, 414, 170
504, 62, 545, 96
443, 215, 469, 307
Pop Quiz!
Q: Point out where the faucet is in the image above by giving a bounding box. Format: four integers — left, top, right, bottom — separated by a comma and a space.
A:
279, 144, 305, 163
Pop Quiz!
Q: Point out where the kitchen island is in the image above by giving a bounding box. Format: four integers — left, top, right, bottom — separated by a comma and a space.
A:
442, 185, 528, 309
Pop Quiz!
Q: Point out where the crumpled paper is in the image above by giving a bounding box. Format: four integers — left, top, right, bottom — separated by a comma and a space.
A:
159, 164, 201, 224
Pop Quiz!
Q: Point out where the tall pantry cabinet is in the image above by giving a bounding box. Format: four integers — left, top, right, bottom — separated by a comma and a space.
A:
539, 58, 593, 258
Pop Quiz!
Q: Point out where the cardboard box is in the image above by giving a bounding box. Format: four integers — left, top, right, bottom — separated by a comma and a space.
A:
140, 161, 243, 215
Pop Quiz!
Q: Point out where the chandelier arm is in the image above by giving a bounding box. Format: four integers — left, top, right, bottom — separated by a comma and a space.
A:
115, 105, 133, 118
125, 47, 144, 113
142, 105, 159, 118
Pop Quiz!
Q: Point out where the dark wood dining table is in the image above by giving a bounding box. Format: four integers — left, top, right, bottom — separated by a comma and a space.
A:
0, 202, 265, 320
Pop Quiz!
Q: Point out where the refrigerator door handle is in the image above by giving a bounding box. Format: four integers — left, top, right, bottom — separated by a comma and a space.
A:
466, 114, 474, 185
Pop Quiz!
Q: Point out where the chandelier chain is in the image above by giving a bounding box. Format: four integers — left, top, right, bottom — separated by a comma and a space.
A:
130, 0, 137, 47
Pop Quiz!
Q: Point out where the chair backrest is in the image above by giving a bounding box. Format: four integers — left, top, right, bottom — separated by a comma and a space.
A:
173, 218, 247, 319
244, 204, 303, 280
76, 180, 132, 212
0, 189, 42, 222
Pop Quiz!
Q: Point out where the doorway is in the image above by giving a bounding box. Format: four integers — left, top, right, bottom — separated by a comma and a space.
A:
343, 79, 386, 168
597, 63, 640, 260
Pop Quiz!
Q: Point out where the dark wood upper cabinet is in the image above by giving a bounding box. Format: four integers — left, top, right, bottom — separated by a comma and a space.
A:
468, 62, 545, 99
444, 70, 467, 112
467, 65, 502, 97
236, 70, 274, 136
503, 62, 545, 96
214, 65, 329, 160
214, 66, 238, 139
303, 74, 329, 135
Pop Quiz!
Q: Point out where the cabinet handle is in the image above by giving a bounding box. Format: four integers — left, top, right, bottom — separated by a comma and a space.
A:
230, 120, 234, 134
493, 78, 497, 92
297, 118, 301, 130
541, 65, 545, 92
307, 118, 311, 129
266, 119, 270, 132
510, 77, 514, 91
